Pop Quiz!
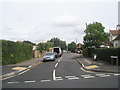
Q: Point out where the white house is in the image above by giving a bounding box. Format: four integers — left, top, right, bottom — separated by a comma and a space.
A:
109, 25, 120, 48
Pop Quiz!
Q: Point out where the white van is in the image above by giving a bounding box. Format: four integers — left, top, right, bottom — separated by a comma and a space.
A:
53, 47, 62, 57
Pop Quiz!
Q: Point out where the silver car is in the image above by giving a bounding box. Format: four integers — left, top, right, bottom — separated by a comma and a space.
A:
43, 52, 56, 62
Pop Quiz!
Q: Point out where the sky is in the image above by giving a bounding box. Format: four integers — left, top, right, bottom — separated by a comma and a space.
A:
0, 0, 119, 44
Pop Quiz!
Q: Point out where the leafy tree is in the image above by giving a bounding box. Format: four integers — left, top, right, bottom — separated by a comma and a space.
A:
23, 41, 36, 46
49, 37, 67, 50
83, 22, 108, 48
37, 42, 53, 53
68, 42, 76, 52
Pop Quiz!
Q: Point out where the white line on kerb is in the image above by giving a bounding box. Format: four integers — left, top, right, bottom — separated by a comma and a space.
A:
55, 63, 58, 68
53, 70, 56, 80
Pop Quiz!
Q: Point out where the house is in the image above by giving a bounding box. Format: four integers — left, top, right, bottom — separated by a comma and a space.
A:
109, 25, 120, 48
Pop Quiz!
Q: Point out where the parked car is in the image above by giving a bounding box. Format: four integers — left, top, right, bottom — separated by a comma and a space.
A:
43, 52, 56, 62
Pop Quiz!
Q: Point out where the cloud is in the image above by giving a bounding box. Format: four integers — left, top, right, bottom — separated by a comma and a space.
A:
1, 0, 119, 3
53, 15, 81, 27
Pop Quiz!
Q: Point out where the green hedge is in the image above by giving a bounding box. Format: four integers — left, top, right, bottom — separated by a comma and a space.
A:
83, 48, 120, 65
2, 40, 33, 65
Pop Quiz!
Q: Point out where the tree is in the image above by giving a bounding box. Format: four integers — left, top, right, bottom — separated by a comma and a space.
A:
37, 42, 53, 53
23, 41, 36, 46
83, 22, 108, 48
68, 42, 76, 52
49, 37, 67, 50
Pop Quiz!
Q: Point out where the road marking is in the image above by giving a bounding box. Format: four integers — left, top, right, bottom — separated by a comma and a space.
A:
95, 73, 106, 76
85, 65, 99, 69
114, 74, 120, 76
81, 74, 91, 77
65, 76, 76, 78
67, 77, 79, 80
53, 70, 56, 80
55, 77, 63, 81
24, 81, 36, 83
58, 60, 60, 62
83, 76, 95, 79
98, 75, 110, 77
8, 82, 19, 84
18, 69, 30, 75
12, 67, 27, 71
55, 63, 58, 68
40, 80, 50, 82
55, 78, 63, 81
28, 65, 32, 68
55, 77, 62, 79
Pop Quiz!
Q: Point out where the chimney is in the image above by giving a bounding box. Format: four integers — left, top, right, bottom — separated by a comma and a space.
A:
116, 25, 120, 30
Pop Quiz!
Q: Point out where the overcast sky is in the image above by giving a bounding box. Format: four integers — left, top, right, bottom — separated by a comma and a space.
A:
0, 0, 119, 44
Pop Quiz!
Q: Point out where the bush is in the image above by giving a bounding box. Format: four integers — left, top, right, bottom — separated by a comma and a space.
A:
2, 40, 33, 65
83, 47, 120, 65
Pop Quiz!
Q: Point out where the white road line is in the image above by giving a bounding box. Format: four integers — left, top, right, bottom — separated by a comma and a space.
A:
18, 69, 30, 75
55, 79, 63, 81
81, 74, 91, 77
24, 81, 36, 83
55, 77, 62, 79
83, 76, 95, 79
8, 82, 19, 84
98, 75, 110, 77
95, 73, 106, 76
65, 76, 76, 78
40, 80, 50, 82
53, 70, 56, 81
28, 65, 32, 68
2, 69, 30, 81
67, 77, 79, 80
55, 63, 58, 68
58, 60, 60, 62
80, 67, 87, 72
60, 57, 62, 60
113, 74, 120, 76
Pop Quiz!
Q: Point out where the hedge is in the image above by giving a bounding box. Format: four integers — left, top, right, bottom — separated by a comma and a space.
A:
2, 40, 33, 65
83, 48, 120, 65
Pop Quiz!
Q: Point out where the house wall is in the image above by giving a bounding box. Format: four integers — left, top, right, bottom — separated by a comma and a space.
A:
113, 40, 120, 48
109, 34, 118, 42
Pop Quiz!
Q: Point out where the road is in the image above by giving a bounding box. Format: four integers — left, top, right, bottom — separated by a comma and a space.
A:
2, 53, 119, 88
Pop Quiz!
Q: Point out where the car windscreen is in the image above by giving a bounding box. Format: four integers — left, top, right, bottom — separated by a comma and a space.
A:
45, 53, 54, 55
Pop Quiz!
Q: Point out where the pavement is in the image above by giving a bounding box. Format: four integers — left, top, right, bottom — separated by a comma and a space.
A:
1, 53, 120, 80
1, 57, 43, 80
75, 54, 120, 73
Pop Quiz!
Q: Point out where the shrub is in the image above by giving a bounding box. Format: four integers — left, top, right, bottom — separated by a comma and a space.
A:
2, 40, 33, 65
83, 47, 120, 65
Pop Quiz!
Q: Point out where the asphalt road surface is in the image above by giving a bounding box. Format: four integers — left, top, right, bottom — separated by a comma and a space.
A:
2, 53, 119, 88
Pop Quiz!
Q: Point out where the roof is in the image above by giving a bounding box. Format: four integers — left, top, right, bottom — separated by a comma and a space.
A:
113, 35, 120, 41
109, 30, 120, 35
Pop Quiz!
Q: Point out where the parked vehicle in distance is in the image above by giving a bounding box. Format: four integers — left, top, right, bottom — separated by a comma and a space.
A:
43, 52, 56, 62
53, 47, 62, 57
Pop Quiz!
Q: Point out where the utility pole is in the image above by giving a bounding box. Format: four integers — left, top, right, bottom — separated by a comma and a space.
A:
76, 38, 77, 44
